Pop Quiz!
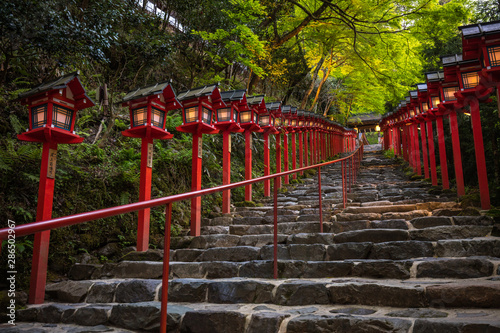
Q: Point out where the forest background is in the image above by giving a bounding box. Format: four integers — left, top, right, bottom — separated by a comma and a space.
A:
1, 0, 499, 288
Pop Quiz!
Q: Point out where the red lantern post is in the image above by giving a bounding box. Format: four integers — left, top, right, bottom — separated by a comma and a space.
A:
176, 84, 224, 236
263, 102, 280, 195
121, 82, 180, 251
215, 90, 246, 213
17, 72, 94, 304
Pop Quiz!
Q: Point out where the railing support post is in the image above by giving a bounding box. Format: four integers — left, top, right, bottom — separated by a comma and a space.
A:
420, 122, 430, 179
342, 160, 346, 208
159, 202, 172, 333
299, 132, 304, 175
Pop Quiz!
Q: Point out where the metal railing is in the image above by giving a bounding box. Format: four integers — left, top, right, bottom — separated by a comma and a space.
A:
0, 143, 363, 333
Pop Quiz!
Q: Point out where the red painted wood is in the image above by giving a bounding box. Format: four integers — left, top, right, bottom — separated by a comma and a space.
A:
299, 132, 304, 175
304, 132, 309, 167
469, 99, 491, 210
292, 133, 297, 180
310, 131, 314, 165
276, 133, 282, 189
435, 116, 449, 189
273, 177, 278, 279
190, 132, 203, 236
426, 120, 438, 186
449, 112, 465, 196
263, 132, 271, 196
284, 133, 289, 184
414, 124, 422, 176
245, 130, 253, 201
420, 122, 430, 179
402, 126, 408, 161
222, 130, 231, 213
29, 141, 57, 304
159, 202, 172, 333
137, 137, 154, 251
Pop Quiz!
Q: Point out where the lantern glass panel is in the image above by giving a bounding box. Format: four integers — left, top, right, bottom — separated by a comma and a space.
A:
240, 111, 252, 123
415, 106, 420, 114
151, 107, 165, 128
275, 117, 281, 126
443, 87, 458, 101
132, 107, 148, 127
32, 104, 48, 129
233, 110, 239, 122
291, 119, 297, 126
184, 107, 198, 123
422, 102, 429, 112
53, 104, 74, 131
461, 71, 479, 89
253, 113, 258, 123
299, 120, 304, 126
431, 96, 440, 108
201, 107, 213, 124
487, 46, 500, 67
259, 115, 270, 126
217, 107, 231, 122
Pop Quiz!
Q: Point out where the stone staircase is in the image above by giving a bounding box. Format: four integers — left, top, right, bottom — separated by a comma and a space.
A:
11, 145, 500, 332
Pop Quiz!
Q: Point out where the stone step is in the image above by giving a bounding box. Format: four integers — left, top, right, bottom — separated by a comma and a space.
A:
17, 302, 500, 333
229, 222, 323, 235
68, 256, 500, 281
119, 237, 500, 263
42, 277, 500, 309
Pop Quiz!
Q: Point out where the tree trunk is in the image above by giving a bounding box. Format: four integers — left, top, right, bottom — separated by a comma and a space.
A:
300, 57, 325, 109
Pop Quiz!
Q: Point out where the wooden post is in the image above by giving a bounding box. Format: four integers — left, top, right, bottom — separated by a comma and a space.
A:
222, 130, 231, 213
137, 137, 154, 251
426, 120, 438, 186
469, 98, 491, 209
29, 141, 58, 304
276, 132, 282, 189
420, 122, 430, 179
449, 111, 465, 196
263, 132, 271, 196
435, 115, 449, 189
190, 132, 203, 236
292, 132, 297, 179
283, 132, 289, 184
244, 130, 252, 201
414, 123, 422, 176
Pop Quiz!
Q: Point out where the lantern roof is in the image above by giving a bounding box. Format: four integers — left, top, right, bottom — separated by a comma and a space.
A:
177, 83, 221, 101
459, 20, 500, 39
122, 81, 172, 102
441, 54, 463, 67
409, 90, 418, 99
425, 71, 444, 82
265, 101, 281, 111
17, 71, 94, 108
416, 83, 428, 92
282, 105, 292, 113
220, 89, 247, 102
247, 94, 265, 105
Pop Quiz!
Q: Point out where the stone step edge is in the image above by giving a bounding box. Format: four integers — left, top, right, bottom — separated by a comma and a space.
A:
44, 276, 500, 309
18, 301, 500, 333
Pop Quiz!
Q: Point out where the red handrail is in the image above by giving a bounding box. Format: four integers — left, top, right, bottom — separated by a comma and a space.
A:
0, 143, 364, 333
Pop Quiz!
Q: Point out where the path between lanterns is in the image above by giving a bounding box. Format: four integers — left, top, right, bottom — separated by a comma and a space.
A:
6, 144, 500, 333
